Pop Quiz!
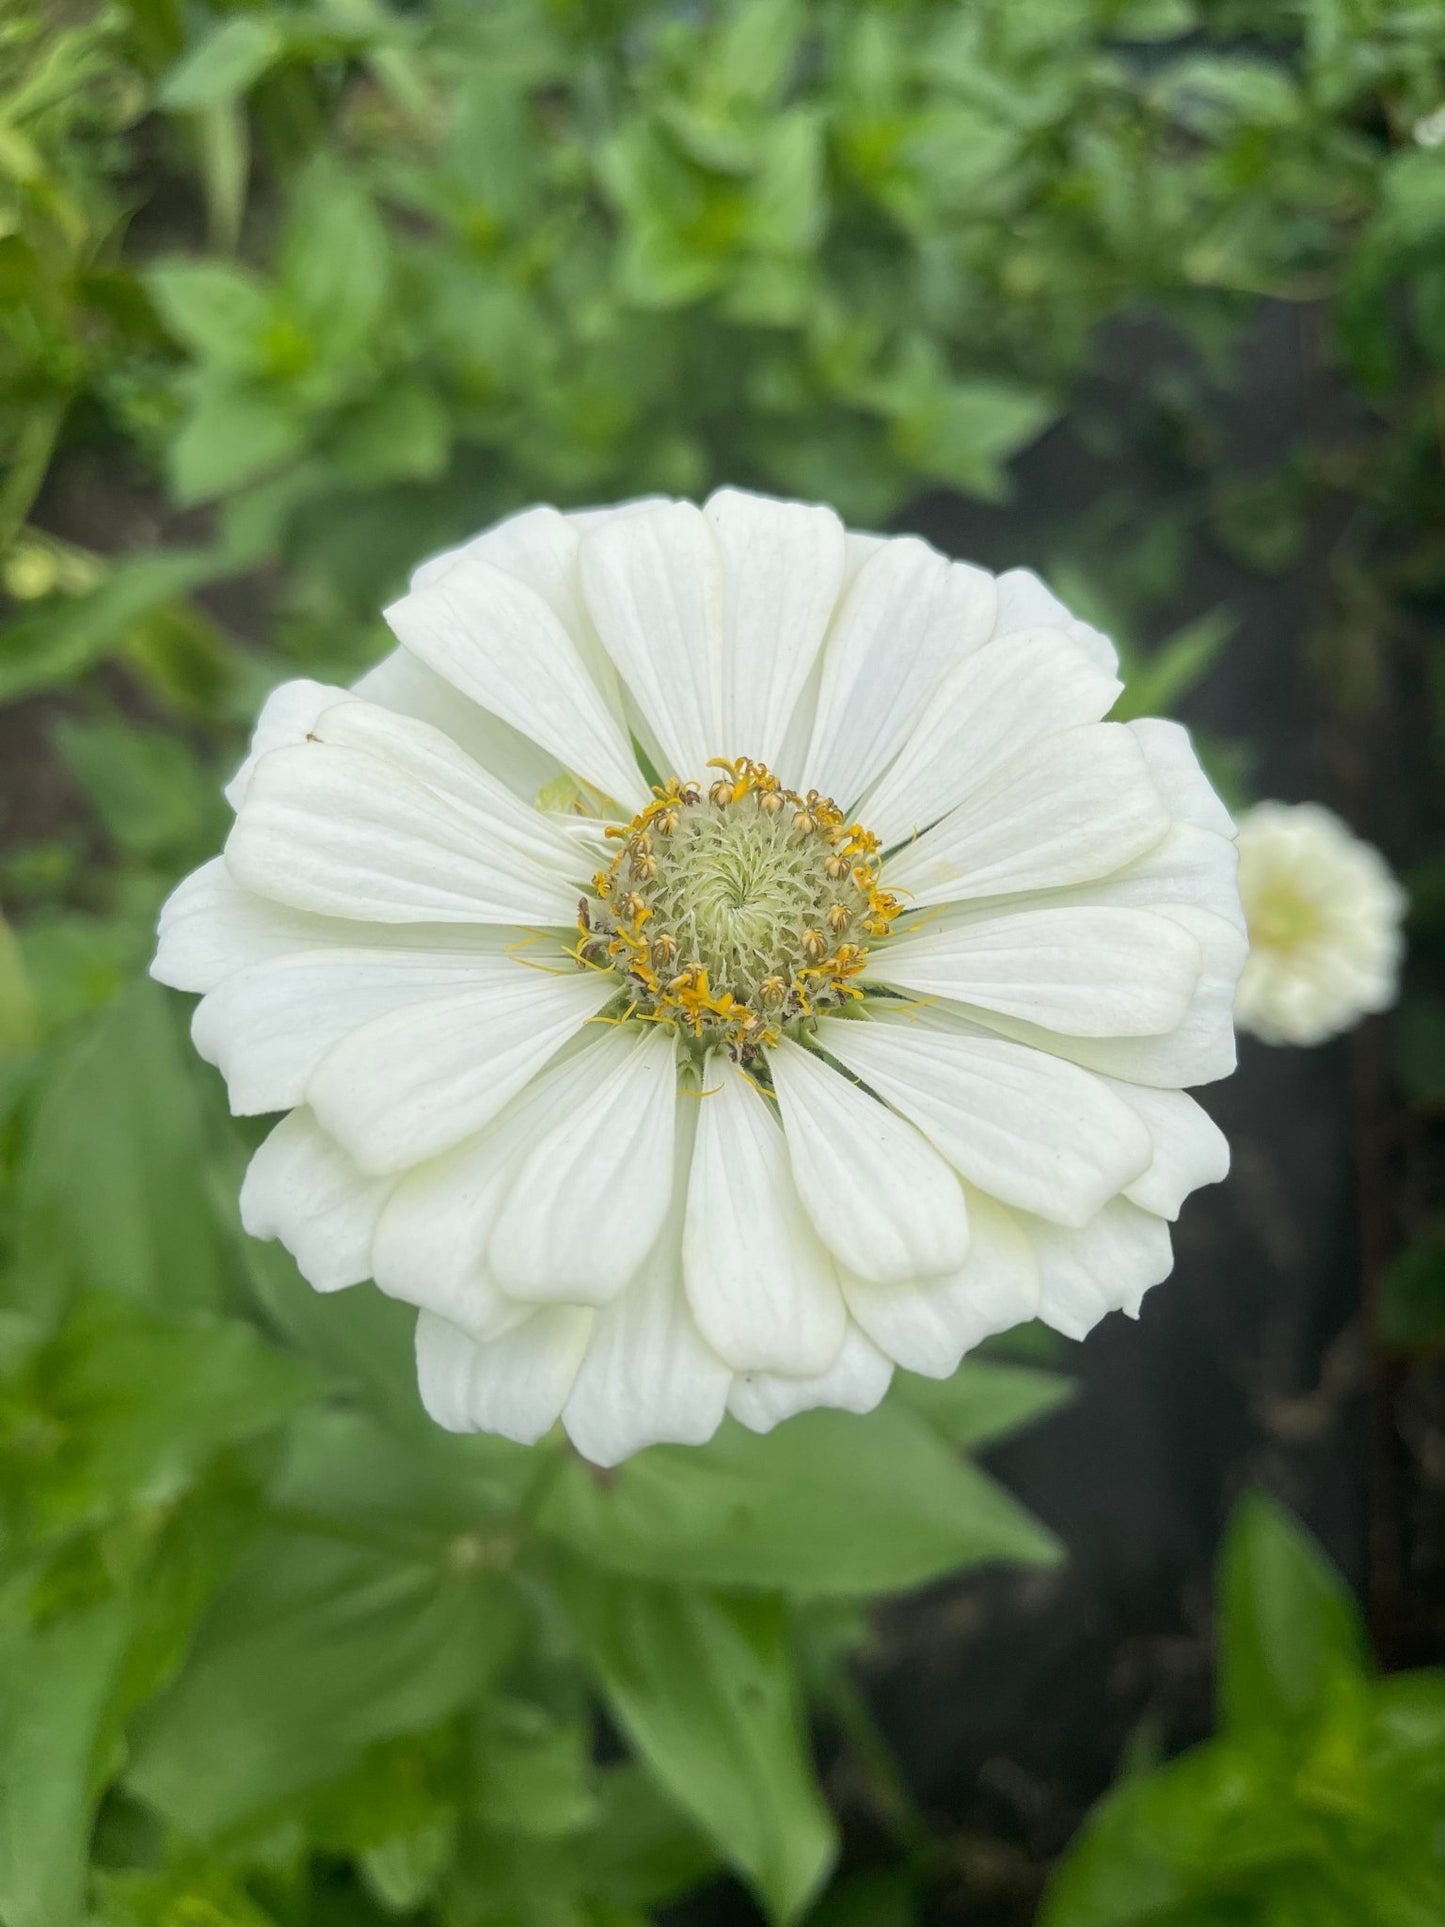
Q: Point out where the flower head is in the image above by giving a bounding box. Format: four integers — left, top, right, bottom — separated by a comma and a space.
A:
154, 490, 1245, 1463
1234, 801, 1404, 1046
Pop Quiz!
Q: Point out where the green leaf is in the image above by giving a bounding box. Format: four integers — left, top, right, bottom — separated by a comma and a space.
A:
145, 259, 270, 365
279, 155, 389, 353
473, 1700, 598, 1840
556, 1564, 836, 1925
158, 17, 286, 111
1111, 609, 1234, 722
17, 979, 233, 1316
125, 1525, 526, 1835
51, 716, 225, 865
541, 1405, 1061, 1597
892, 1358, 1076, 1451
169, 381, 309, 506
0, 553, 223, 706
1217, 1492, 1368, 1739
1380, 1226, 1445, 1347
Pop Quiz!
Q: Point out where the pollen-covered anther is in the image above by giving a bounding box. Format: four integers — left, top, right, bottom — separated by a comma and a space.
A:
581, 757, 898, 1057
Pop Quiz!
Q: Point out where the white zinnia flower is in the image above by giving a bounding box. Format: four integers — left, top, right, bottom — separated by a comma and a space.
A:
153, 490, 1246, 1464
1233, 801, 1405, 1046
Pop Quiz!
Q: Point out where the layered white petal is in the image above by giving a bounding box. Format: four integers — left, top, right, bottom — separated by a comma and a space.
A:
384, 551, 645, 812
306, 964, 614, 1173
816, 1011, 1152, 1228
355, 646, 560, 802
580, 502, 725, 781
727, 1323, 892, 1434
415, 1305, 592, 1444
225, 706, 585, 928
1102, 1082, 1230, 1219
875, 905, 1203, 1038
683, 1064, 847, 1375
704, 487, 846, 767
886, 724, 1169, 909
192, 940, 514, 1117
991, 567, 1116, 672
153, 857, 345, 995
224, 678, 349, 810
371, 1130, 530, 1344
842, 1189, 1039, 1378
801, 536, 996, 809
488, 1026, 678, 1306
239, 1107, 392, 1293
862, 629, 1121, 848
1028, 1199, 1174, 1340
770, 1036, 970, 1284
1128, 719, 1235, 838
561, 1108, 731, 1464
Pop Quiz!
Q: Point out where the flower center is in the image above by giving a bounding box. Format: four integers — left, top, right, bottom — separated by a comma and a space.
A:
1244, 878, 1324, 955
579, 758, 901, 1058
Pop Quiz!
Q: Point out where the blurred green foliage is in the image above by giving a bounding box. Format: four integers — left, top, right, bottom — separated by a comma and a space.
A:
3, 0, 1445, 1922
1043, 1494, 1445, 1924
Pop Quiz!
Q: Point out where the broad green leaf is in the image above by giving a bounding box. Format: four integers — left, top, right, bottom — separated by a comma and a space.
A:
1217, 1493, 1367, 1738
541, 1405, 1060, 1597
556, 1563, 836, 1925
893, 1358, 1076, 1450
17, 979, 233, 1316
279, 155, 389, 354
169, 380, 310, 506
581, 1764, 719, 1910
473, 1700, 598, 1840
1379, 1227, 1445, 1348
158, 17, 285, 111
125, 1525, 526, 1834
52, 716, 225, 865
145, 259, 270, 365
0, 553, 223, 706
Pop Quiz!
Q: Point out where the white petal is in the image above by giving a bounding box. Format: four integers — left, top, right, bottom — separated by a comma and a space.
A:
1007, 822, 1244, 934
153, 857, 344, 994
579, 502, 725, 781
727, 1323, 893, 1434
1128, 718, 1235, 838
239, 1108, 392, 1292
965, 904, 1246, 1088
1101, 1082, 1230, 1219
225, 703, 584, 927
307, 963, 614, 1173
355, 646, 560, 801
561, 1108, 731, 1465
192, 939, 514, 1117
885, 723, 1169, 909
841, 1189, 1039, 1377
816, 1011, 1152, 1228
1028, 1199, 1174, 1340
384, 551, 645, 812
801, 536, 996, 809
861, 629, 1121, 848
875, 905, 1202, 1038
991, 567, 1116, 672
770, 1036, 969, 1284
488, 1026, 678, 1306
703, 488, 846, 766
683, 1064, 847, 1375
224, 678, 350, 810
414, 1305, 591, 1443
371, 1131, 531, 1344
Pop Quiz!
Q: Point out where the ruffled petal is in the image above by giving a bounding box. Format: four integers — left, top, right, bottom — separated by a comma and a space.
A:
384, 548, 646, 812
414, 1306, 591, 1443
488, 1026, 678, 1306
1028, 1198, 1174, 1339
726, 1323, 892, 1434
239, 1107, 392, 1292
153, 857, 346, 995
306, 963, 614, 1173
704, 487, 846, 767
874, 904, 1202, 1038
884, 722, 1169, 909
192, 938, 515, 1117
816, 1011, 1152, 1228
683, 1063, 847, 1375
1104, 1081, 1230, 1219
801, 536, 996, 809
769, 1036, 970, 1284
1127, 718, 1235, 838
225, 701, 585, 927
561, 1108, 731, 1465
861, 629, 1121, 848
841, 1189, 1038, 1377
224, 678, 350, 810
355, 646, 560, 802
991, 567, 1116, 672
579, 501, 725, 781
